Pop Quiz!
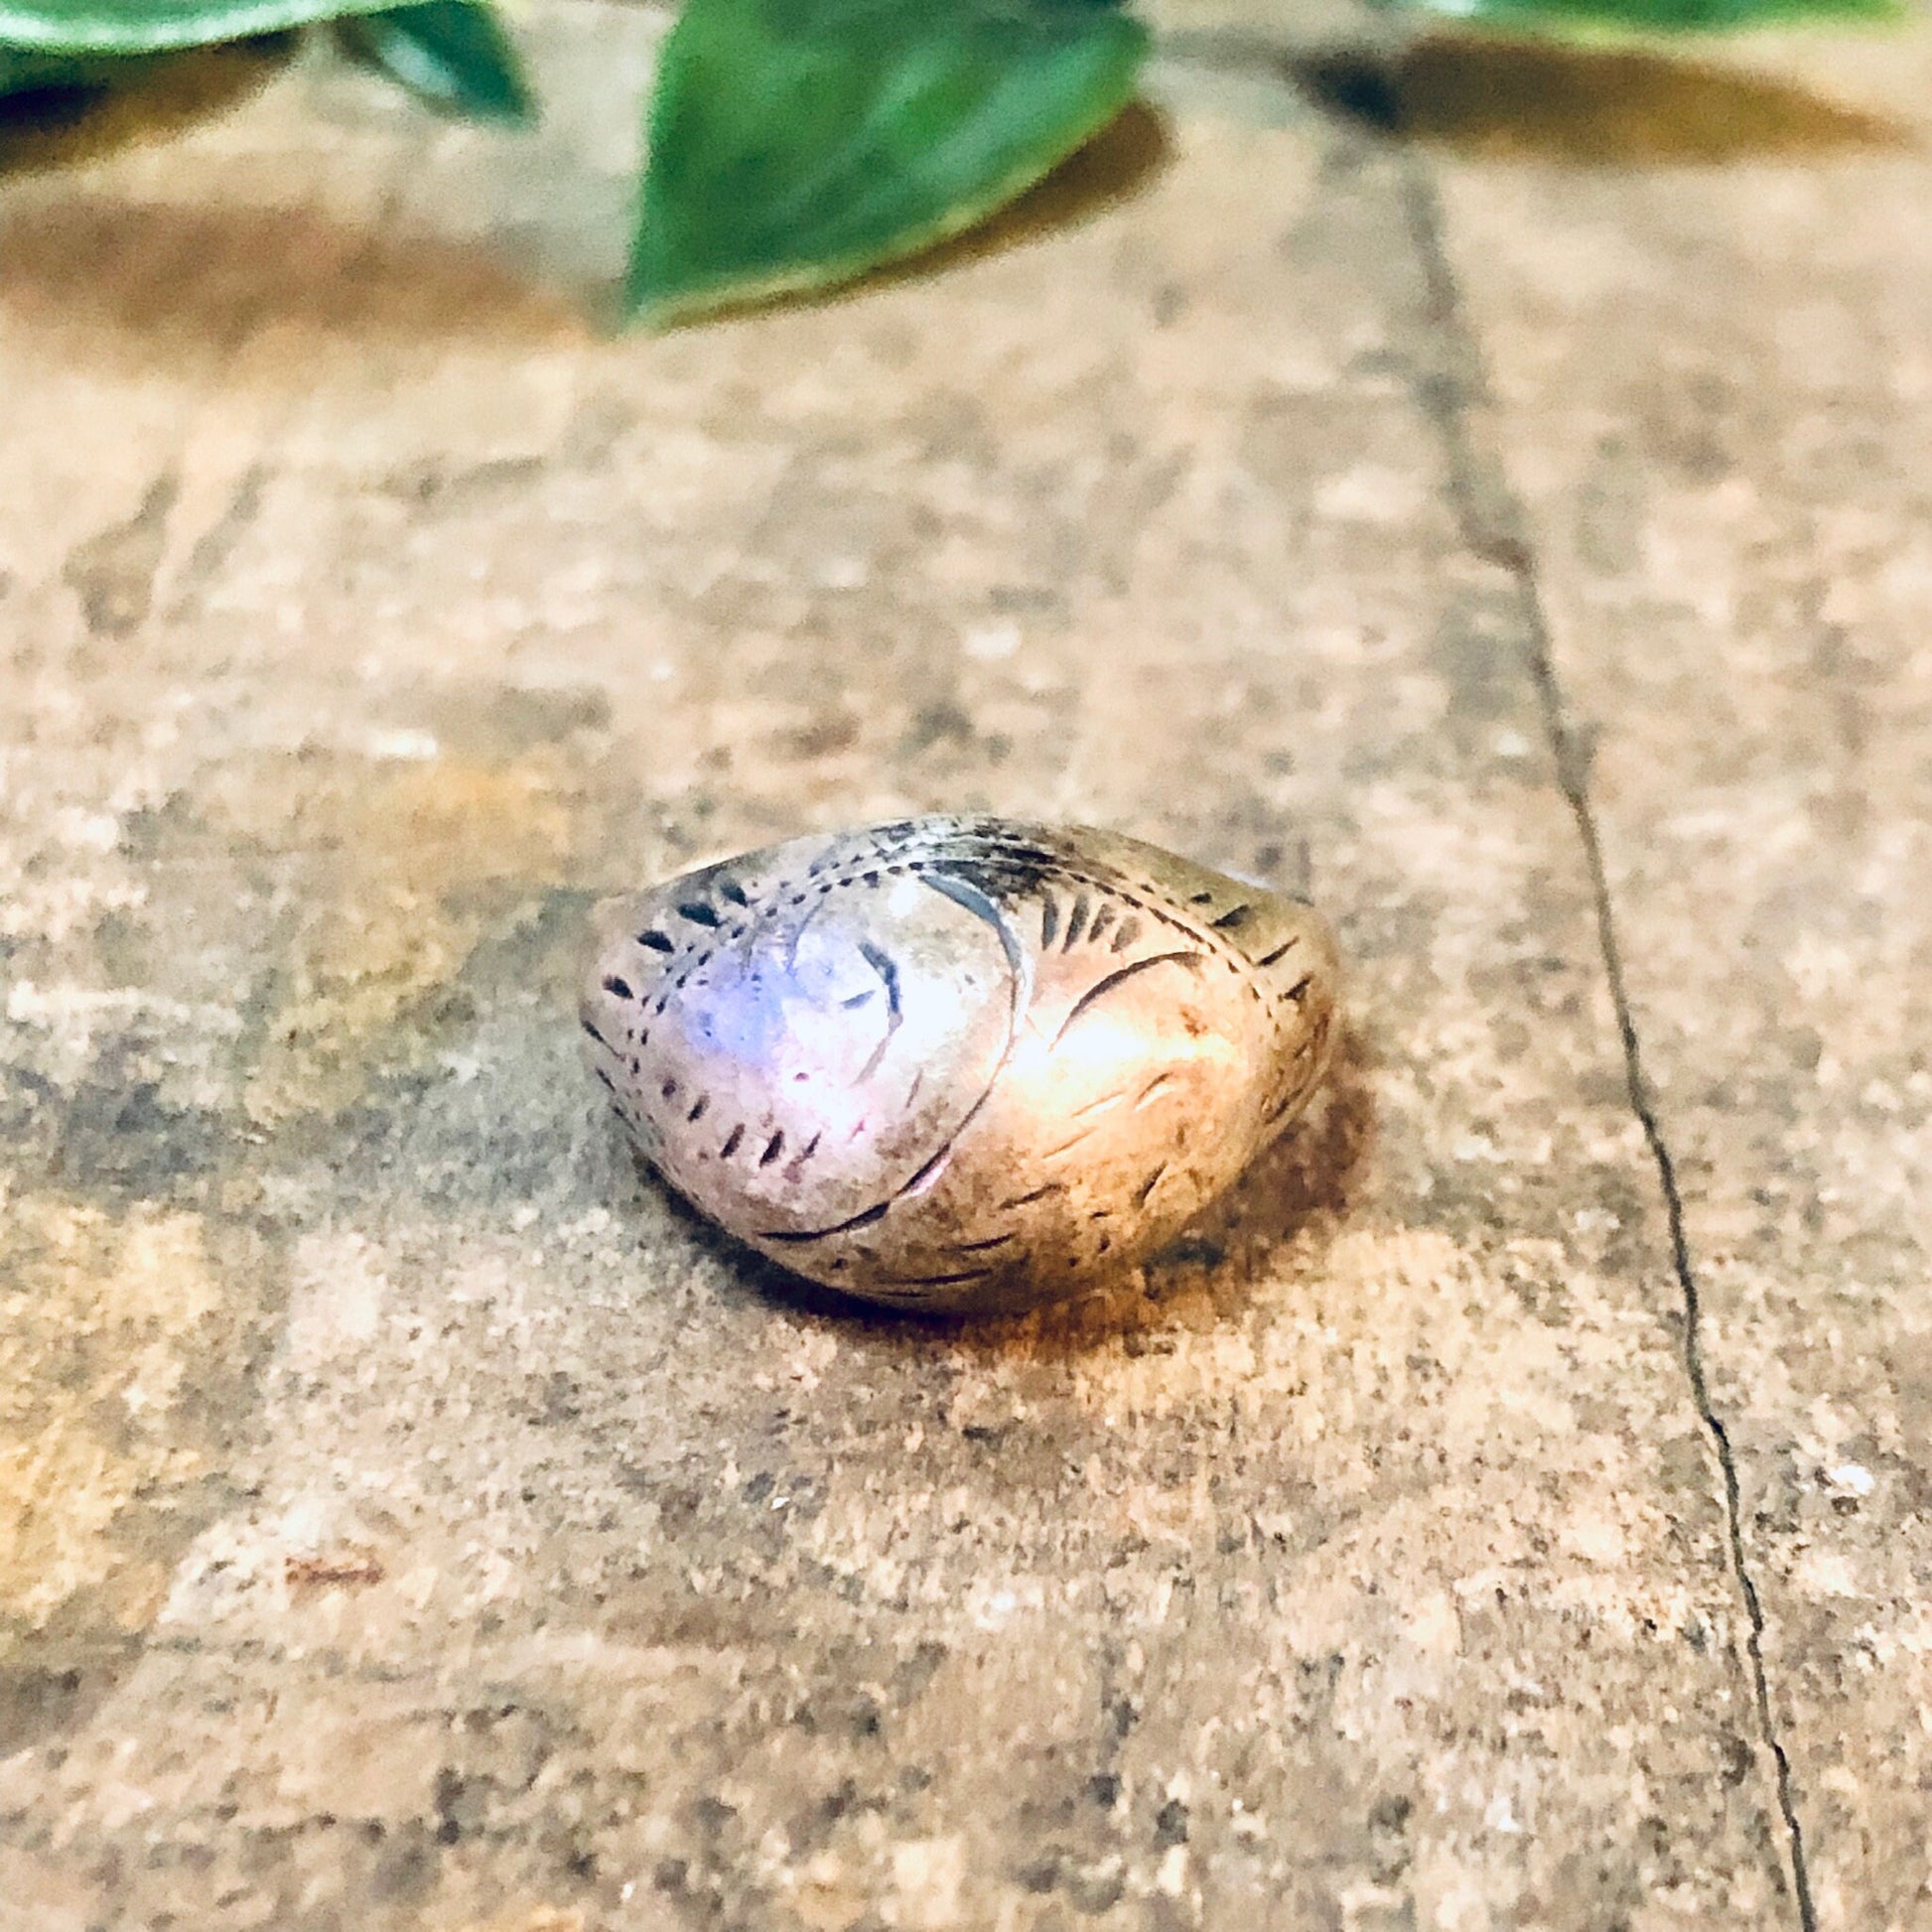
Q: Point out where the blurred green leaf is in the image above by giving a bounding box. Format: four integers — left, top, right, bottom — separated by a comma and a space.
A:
0, 0, 395, 55
0, 40, 112, 86
627, 0, 1148, 329
336, 0, 532, 124
1383, 0, 1899, 34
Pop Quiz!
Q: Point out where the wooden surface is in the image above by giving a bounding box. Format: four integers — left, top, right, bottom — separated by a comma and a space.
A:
1, 10, 1928, 1927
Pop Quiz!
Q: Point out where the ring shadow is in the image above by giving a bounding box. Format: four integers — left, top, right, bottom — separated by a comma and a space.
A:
667, 1015, 1378, 1357
1285, 33, 1910, 163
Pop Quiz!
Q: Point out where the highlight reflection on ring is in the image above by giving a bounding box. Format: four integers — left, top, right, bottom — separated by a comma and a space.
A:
582, 815, 1340, 1314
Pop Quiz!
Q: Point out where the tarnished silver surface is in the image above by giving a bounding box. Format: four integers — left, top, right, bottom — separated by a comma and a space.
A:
582, 816, 1340, 1313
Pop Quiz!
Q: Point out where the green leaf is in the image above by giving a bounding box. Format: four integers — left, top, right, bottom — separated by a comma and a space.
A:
0, 40, 116, 87
627, 0, 1149, 328
0, 0, 398, 56
1382, 0, 1899, 34
336, 0, 533, 124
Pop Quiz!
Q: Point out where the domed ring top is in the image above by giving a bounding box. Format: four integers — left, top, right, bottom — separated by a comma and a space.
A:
582, 815, 1340, 1314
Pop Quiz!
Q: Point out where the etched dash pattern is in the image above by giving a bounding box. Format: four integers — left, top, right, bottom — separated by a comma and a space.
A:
582, 815, 1340, 1313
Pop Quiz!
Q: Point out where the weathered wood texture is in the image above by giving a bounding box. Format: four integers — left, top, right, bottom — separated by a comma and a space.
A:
0, 11, 1926, 1928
